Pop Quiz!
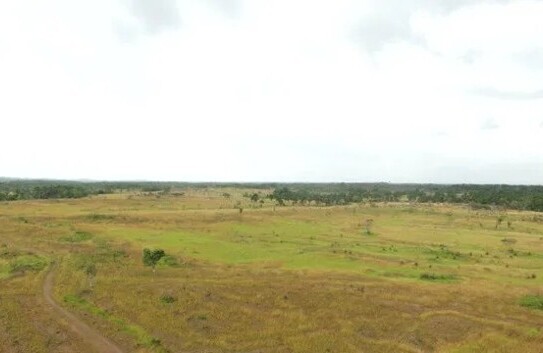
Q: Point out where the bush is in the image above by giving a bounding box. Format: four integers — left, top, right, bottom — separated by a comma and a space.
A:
160, 295, 177, 304
420, 273, 456, 281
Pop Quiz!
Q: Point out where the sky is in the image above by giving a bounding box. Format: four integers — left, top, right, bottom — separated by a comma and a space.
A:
1, 0, 542, 184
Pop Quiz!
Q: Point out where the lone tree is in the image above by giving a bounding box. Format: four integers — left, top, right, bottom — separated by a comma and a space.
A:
143, 248, 166, 273
364, 219, 374, 235
250, 193, 259, 202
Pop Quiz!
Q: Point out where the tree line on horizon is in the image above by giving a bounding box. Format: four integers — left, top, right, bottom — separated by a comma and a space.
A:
269, 184, 543, 212
0, 179, 542, 212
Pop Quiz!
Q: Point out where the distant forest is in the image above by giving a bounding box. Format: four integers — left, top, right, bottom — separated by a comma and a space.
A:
1, 179, 542, 212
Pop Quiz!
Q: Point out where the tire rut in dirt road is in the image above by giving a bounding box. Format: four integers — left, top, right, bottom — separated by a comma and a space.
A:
43, 267, 125, 353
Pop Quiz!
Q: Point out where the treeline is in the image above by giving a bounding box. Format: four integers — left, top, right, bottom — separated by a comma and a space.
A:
0, 179, 271, 201
1, 181, 96, 201
269, 183, 543, 212
1, 179, 542, 212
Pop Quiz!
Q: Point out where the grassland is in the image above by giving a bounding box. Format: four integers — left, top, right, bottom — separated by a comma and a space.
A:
1, 188, 542, 352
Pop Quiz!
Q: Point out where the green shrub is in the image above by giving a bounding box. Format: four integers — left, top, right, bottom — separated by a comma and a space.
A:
160, 295, 177, 304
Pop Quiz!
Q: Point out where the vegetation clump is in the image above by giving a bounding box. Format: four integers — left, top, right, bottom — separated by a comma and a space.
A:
9, 255, 48, 273
86, 213, 116, 222
160, 295, 177, 304
519, 295, 543, 310
420, 273, 456, 281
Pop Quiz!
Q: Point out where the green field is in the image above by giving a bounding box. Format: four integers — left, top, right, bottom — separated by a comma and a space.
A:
1, 188, 542, 352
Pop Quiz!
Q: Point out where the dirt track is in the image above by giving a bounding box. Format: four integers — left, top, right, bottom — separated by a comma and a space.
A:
43, 267, 125, 353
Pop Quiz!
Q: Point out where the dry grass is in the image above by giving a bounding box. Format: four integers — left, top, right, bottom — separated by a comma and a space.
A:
1, 190, 542, 352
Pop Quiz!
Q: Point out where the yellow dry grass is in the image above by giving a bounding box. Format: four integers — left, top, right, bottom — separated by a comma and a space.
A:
1, 189, 542, 352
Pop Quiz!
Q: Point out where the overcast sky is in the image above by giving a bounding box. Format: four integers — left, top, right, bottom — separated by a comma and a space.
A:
1, 1, 542, 183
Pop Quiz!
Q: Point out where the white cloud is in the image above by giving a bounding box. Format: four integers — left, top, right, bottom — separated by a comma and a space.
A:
0, 0, 542, 183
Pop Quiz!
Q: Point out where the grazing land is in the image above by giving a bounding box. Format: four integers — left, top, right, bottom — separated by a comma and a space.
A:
1, 186, 543, 353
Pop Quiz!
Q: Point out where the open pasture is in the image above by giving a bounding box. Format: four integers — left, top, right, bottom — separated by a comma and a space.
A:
1, 188, 542, 352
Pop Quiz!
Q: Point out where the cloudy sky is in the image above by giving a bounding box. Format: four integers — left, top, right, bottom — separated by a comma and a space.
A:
1, 0, 542, 183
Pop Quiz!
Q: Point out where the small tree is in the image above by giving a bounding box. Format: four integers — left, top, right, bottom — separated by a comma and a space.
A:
143, 248, 166, 273
364, 219, 374, 235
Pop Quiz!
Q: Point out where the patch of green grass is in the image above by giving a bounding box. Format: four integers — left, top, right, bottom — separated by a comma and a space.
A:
526, 327, 541, 338
63, 294, 169, 352
157, 255, 179, 267
60, 231, 93, 243
0, 261, 10, 279
519, 295, 543, 310
9, 255, 49, 273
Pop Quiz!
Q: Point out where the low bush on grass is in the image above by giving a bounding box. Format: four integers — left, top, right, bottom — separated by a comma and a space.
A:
85, 213, 116, 221
160, 294, 177, 304
420, 273, 456, 282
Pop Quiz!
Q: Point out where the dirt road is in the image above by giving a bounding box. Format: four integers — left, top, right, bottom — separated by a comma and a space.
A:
43, 267, 125, 353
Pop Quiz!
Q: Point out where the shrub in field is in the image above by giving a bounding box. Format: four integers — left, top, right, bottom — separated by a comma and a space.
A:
420, 273, 456, 281
143, 248, 166, 273
363, 218, 374, 235
160, 294, 177, 304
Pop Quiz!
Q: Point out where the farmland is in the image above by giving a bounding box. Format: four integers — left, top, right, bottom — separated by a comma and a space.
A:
1, 187, 542, 353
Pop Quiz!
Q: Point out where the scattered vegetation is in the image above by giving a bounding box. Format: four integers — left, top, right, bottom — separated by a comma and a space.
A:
420, 273, 457, 282
1, 186, 543, 353
1, 179, 543, 211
